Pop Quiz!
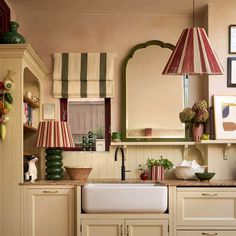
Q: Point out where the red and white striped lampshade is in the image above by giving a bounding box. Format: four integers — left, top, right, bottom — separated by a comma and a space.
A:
162, 27, 224, 75
36, 121, 75, 148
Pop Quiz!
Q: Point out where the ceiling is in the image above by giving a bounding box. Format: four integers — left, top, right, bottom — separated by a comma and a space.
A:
7, 0, 236, 16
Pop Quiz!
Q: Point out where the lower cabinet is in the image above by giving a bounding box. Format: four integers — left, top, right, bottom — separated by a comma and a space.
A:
176, 187, 236, 236
81, 219, 168, 236
177, 187, 236, 226
22, 186, 75, 236
177, 230, 236, 236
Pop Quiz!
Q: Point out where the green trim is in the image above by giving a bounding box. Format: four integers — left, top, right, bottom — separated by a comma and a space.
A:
80, 53, 88, 98
121, 40, 188, 142
99, 53, 107, 97
61, 53, 69, 98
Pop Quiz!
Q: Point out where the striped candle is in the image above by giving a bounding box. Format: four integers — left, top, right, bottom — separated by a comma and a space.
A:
36, 121, 75, 148
162, 27, 224, 75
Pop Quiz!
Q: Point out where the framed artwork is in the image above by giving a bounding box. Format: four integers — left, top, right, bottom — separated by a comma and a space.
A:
0, 0, 10, 38
214, 95, 236, 139
42, 103, 55, 120
227, 57, 236, 87
229, 25, 236, 53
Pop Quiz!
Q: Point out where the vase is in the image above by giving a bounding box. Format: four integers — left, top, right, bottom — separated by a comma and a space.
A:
192, 123, 204, 142
185, 123, 192, 141
1, 21, 26, 44
151, 166, 165, 180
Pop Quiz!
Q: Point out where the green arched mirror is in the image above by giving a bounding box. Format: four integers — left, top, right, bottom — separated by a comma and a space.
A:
121, 40, 188, 141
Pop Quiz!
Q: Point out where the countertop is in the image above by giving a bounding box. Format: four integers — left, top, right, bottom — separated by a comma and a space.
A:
20, 178, 236, 187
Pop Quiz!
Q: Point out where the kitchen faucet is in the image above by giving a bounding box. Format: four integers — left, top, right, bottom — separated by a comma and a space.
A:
114, 146, 131, 181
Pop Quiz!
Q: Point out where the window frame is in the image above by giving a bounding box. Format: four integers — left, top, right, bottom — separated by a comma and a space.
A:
60, 98, 111, 151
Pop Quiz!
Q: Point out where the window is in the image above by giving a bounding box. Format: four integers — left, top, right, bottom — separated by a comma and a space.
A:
60, 98, 111, 151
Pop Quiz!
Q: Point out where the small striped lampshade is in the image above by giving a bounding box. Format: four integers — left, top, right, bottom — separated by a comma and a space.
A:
36, 121, 75, 148
162, 27, 224, 75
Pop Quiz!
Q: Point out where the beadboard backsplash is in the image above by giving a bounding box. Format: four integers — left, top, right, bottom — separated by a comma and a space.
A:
61, 145, 236, 180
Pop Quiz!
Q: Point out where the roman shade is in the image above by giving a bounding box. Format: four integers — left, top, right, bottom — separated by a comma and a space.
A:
53, 52, 115, 98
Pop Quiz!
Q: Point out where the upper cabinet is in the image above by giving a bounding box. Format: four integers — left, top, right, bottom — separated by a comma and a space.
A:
0, 44, 49, 236
121, 40, 187, 142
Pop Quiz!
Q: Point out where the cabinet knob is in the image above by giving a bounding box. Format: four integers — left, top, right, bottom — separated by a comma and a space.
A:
43, 190, 58, 194
202, 233, 218, 236
201, 193, 218, 197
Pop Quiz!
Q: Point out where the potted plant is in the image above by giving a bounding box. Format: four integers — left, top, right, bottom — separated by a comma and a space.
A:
179, 100, 209, 141
138, 156, 174, 180
94, 127, 105, 151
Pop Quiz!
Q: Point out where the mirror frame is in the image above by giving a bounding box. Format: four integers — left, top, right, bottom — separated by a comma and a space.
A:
121, 40, 188, 142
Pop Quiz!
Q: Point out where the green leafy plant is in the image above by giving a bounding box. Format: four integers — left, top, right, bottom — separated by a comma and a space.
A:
145, 156, 174, 170
94, 127, 104, 139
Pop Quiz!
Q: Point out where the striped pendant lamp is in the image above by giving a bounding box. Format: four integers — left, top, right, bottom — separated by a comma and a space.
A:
36, 121, 75, 148
162, 27, 224, 75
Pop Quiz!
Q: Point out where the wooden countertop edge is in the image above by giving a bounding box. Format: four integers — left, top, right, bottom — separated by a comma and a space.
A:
19, 179, 236, 187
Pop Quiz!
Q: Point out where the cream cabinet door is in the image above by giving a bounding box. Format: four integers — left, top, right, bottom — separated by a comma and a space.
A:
177, 187, 236, 226
81, 219, 124, 236
125, 219, 168, 236
177, 230, 236, 236
24, 187, 75, 236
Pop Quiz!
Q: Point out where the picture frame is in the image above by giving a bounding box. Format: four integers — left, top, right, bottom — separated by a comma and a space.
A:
42, 103, 55, 120
214, 95, 236, 139
227, 57, 236, 87
229, 25, 236, 53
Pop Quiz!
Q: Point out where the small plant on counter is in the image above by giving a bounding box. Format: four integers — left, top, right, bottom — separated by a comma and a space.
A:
146, 156, 174, 170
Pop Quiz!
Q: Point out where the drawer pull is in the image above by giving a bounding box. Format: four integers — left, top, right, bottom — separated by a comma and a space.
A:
43, 190, 58, 194
202, 233, 218, 236
201, 193, 218, 197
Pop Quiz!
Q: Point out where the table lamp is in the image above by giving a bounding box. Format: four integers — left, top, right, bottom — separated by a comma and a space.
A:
36, 120, 75, 180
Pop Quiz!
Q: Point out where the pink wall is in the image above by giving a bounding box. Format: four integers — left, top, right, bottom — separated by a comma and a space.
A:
14, 13, 201, 131
208, 3, 236, 105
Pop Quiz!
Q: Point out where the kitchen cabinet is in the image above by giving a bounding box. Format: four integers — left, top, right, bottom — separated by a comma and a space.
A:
81, 219, 168, 236
0, 44, 49, 236
126, 219, 168, 236
177, 187, 236, 226
22, 186, 75, 236
81, 219, 123, 236
176, 187, 236, 236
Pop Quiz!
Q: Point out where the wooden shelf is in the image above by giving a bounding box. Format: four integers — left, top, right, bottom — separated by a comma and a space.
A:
110, 141, 195, 146
24, 124, 37, 132
23, 94, 39, 108
111, 140, 236, 146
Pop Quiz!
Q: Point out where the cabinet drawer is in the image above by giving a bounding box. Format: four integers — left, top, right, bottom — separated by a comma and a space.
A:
177, 188, 236, 226
177, 230, 236, 236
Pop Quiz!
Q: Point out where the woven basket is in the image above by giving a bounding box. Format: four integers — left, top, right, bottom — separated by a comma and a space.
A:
65, 167, 92, 180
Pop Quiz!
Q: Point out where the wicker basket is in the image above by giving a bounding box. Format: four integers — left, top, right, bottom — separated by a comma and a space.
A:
65, 167, 92, 180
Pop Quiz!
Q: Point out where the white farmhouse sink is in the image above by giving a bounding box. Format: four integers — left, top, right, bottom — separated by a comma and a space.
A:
82, 183, 168, 213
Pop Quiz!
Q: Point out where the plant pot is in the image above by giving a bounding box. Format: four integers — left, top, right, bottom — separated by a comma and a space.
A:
192, 123, 204, 142
95, 139, 105, 151
151, 166, 165, 180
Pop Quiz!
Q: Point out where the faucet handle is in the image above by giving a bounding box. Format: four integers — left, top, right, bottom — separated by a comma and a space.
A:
125, 170, 131, 173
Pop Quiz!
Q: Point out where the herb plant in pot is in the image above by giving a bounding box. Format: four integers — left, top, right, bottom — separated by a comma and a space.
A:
145, 156, 174, 180
95, 127, 105, 151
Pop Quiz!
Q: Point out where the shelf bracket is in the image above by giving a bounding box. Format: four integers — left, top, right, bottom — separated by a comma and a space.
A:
223, 143, 231, 160
195, 144, 207, 160
182, 144, 189, 160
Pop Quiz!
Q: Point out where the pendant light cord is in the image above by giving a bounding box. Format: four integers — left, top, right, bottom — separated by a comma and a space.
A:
193, 0, 195, 27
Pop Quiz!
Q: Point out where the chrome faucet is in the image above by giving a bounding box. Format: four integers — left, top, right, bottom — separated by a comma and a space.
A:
114, 146, 131, 181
